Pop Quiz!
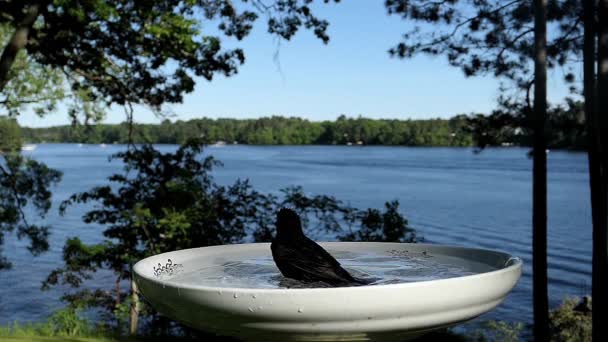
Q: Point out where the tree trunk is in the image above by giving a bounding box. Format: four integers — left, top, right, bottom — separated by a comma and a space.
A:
129, 277, 140, 335
0, 1, 44, 91
593, 0, 608, 340
115, 276, 121, 307
533, 0, 549, 341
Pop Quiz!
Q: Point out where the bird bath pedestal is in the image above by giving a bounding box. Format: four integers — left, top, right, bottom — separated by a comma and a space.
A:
133, 242, 521, 341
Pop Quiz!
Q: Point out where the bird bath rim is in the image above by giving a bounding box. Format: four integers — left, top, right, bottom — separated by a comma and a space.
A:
133, 241, 522, 293
133, 242, 522, 341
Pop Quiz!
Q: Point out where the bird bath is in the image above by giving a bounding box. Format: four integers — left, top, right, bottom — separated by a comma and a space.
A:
133, 242, 521, 341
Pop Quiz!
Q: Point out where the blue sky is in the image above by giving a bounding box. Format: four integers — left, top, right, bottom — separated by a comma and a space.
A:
18, 1, 574, 128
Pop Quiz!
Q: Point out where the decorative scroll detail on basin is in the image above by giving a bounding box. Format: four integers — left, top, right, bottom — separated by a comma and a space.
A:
153, 259, 184, 278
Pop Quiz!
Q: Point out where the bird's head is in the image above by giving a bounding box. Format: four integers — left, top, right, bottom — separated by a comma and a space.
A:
275, 208, 304, 240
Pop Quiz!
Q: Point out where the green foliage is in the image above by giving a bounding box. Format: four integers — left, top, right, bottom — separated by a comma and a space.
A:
44, 139, 415, 333
415, 329, 469, 341
112, 300, 132, 336
47, 307, 95, 337
22, 115, 476, 147
339, 200, 417, 243
0, 23, 66, 118
386, 0, 581, 87
465, 100, 587, 151
385, 1, 585, 154
0, 18, 95, 274
1, 1, 337, 113
469, 320, 524, 342
1, 302, 592, 341
0, 153, 62, 269
0, 307, 100, 338
0, 116, 22, 152
545, 100, 586, 150
0, 22, 105, 124
22, 111, 584, 149
549, 297, 592, 342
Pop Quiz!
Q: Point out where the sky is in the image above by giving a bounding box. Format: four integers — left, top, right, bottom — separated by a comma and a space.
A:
17, 1, 575, 128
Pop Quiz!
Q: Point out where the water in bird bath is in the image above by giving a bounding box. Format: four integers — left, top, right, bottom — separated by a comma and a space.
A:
160, 249, 495, 289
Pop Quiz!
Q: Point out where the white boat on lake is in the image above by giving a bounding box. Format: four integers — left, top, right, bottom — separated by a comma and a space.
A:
21, 144, 37, 151
211, 141, 226, 147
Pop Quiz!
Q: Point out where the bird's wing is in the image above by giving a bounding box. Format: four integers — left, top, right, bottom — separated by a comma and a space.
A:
273, 238, 355, 284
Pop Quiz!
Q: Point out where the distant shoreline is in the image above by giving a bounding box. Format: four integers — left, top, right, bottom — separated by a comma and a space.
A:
21, 142, 588, 153
20, 115, 585, 150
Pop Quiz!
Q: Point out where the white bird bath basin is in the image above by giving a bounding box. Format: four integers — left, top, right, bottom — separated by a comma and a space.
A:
133, 242, 521, 341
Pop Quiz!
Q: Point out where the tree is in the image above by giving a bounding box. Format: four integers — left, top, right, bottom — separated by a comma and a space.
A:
596, 2, 608, 339
0, 1, 339, 112
0, 115, 63, 270
0, 21, 103, 123
583, 0, 608, 339
0, 0, 340, 273
0, 116, 21, 152
532, 1, 549, 340
0, 152, 62, 269
339, 200, 417, 243
384, 0, 585, 152
383, 0, 585, 338
20, 116, 485, 147
0, 17, 107, 270
385, 0, 582, 89
43, 139, 415, 335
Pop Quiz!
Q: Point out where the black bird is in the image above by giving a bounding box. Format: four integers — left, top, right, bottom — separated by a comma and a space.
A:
573, 296, 592, 315
271, 208, 371, 287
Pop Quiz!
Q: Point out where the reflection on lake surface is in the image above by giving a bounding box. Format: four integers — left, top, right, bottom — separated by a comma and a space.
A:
0, 144, 591, 329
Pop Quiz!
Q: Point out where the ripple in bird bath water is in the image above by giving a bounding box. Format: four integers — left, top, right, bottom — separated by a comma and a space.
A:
163, 250, 495, 289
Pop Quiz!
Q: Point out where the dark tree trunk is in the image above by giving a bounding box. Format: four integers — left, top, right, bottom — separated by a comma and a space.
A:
593, 0, 608, 340
533, 0, 549, 340
0, 1, 44, 91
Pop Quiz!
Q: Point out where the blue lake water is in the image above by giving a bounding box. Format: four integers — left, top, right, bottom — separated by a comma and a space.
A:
0, 144, 592, 330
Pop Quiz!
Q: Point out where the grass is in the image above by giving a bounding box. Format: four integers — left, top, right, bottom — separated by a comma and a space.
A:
0, 307, 110, 341
2, 297, 592, 342
0, 338, 190, 342
0, 338, 111, 342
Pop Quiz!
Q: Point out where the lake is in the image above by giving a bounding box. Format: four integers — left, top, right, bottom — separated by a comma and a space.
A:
0, 144, 592, 331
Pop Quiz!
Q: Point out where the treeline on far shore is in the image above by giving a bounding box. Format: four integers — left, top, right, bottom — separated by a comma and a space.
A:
21, 115, 475, 147
17, 110, 586, 149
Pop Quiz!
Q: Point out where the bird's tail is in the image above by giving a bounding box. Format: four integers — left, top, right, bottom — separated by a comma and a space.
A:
351, 277, 379, 286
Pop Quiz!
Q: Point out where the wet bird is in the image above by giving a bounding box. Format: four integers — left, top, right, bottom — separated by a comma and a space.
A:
573, 296, 592, 315
271, 208, 371, 287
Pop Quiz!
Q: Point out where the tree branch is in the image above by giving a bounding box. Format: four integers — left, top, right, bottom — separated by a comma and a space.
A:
0, 95, 65, 106
413, 0, 525, 50
0, 156, 32, 230
0, 1, 46, 91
